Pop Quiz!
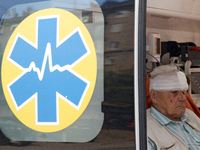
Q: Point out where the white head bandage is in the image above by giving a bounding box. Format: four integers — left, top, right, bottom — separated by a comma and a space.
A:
149, 71, 188, 92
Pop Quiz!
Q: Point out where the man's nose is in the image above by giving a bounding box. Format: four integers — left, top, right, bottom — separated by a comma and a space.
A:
178, 91, 187, 101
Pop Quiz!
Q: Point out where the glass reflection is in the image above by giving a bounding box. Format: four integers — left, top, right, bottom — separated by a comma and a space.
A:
0, 0, 135, 149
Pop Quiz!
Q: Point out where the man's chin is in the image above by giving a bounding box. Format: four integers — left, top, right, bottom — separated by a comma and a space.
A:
177, 107, 186, 116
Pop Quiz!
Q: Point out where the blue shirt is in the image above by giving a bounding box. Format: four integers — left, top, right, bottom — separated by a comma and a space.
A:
148, 107, 200, 150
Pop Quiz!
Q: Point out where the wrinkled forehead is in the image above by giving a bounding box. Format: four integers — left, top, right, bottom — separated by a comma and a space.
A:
149, 71, 188, 93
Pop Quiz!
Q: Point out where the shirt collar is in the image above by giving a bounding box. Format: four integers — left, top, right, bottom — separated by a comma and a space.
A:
150, 107, 189, 125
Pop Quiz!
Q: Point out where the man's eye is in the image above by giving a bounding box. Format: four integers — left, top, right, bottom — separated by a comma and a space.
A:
170, 91, 179, 96
182, 91, 186, 94
170, 91, 186, 96
171, 91, 177, 94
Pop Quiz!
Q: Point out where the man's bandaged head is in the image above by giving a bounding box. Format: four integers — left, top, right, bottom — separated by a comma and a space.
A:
149, 64, 188, 92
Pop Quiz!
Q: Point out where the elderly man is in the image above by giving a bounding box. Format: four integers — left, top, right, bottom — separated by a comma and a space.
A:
147, 64, 200, 150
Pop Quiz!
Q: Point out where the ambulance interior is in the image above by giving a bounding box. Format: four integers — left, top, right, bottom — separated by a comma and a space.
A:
146, 0, 200, 109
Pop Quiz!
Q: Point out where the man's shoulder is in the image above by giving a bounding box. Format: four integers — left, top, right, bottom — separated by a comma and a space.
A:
146, 108, 157, 126
185, 108, 198, 117
146, 108, 151, 114
185, 108, 200, 122
146, 108, 152, 120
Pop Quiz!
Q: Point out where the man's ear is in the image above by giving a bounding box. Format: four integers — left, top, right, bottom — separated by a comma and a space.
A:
150, 89, 158, 104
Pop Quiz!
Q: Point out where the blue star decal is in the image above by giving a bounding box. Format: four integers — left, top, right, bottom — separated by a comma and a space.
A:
7, 15, 90, 125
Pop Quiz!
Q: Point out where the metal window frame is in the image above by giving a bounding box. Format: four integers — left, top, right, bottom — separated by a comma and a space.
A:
134, 0, 147, 149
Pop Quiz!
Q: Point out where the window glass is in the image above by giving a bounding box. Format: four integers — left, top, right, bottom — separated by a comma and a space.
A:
0, 0, 135, 149
108, 42, 119, 50
110, 23, 123, 33
114, 11, 130, 18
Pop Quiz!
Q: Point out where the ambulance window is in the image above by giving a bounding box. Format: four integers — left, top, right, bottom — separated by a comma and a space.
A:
0, 0, 146, 149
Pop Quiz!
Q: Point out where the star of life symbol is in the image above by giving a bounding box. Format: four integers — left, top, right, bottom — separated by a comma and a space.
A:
7, 15, 91, 125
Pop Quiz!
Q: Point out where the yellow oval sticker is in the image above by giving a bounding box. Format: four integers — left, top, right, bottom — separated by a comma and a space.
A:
1, 8, 97, 133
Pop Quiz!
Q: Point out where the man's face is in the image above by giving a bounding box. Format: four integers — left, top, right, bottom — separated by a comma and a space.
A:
150, 90, 187, 121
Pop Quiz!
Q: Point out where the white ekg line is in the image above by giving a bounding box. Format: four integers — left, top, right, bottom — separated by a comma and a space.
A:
24, 42, 71, 81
